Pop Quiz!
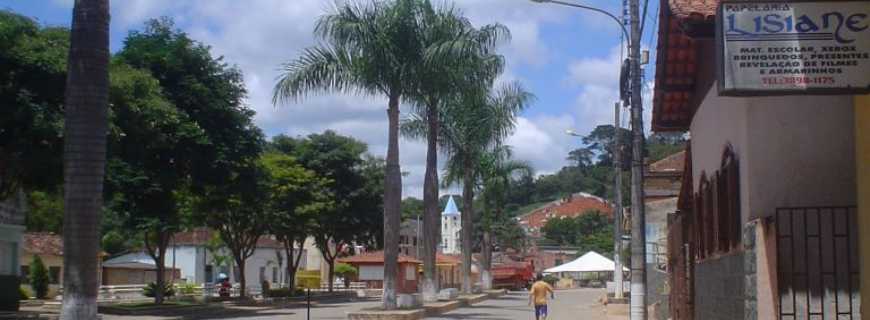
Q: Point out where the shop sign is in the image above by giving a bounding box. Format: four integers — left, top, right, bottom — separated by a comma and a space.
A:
717, 1, 870, 95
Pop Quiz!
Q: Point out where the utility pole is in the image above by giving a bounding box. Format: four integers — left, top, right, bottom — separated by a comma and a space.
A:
628, 0, 647, 316
613, 101, 624, 300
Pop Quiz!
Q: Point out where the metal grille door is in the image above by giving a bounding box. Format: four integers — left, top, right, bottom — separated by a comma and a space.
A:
776, 206, 860, 320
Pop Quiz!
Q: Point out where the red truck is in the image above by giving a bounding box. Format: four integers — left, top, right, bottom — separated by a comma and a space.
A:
491, 261, 535, 290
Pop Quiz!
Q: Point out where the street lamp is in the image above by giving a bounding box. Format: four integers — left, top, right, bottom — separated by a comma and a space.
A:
529, 0, 629, 44
536, 0, 645, 316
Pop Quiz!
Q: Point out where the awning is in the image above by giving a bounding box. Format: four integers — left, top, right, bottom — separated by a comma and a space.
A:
543, 251, 628, 273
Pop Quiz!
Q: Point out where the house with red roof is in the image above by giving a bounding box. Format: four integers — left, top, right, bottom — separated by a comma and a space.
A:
18, 232, 104, 297
338, 250, 421, 294
516, 192, 613, 238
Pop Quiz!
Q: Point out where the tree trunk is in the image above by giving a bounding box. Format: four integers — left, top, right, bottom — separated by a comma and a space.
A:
421, 101, 440, 302
60, 1, 109, 317
481, 230, 492, 290
236, 257, 247, 298
327, 260, 335, 293
382, 94, 402, 310
154, 252, 166, 304
460, 159, 474, 294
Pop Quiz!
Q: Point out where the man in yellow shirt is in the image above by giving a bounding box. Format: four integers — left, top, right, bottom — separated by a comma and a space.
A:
528, 274, 554, 320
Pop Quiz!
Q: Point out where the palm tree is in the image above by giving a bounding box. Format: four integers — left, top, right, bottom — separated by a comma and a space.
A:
272, 0, 421, 309
477, 148, 532, 290
60, 0, 110, 319
408, 1, 508, 301
408, 81, 533, 293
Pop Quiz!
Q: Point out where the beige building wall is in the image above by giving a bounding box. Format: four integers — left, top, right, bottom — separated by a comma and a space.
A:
690, 83, 856, 222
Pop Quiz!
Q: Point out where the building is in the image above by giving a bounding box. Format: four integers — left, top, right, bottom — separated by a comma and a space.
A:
653, 0, 868, 318
399, 219, 420, 258
0, 190, 25, 310
440, 196, 461, 255
101, 252, 180, 286
19, 232, 104, 298
643, 151, 686, 320
337, 250, 421, 294
517, 192, 613, 238
104, 228, 296, 289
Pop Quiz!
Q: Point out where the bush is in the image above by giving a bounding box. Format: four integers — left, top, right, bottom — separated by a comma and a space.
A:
19, 287, 30, 301
29, 256, 49, 299
266, 288, 305, 298
143, 282, 176, 298
177, 282, 197, 295
542, 275, 559, 286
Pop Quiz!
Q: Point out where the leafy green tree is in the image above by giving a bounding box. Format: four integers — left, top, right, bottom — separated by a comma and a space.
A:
541, 217, 578, 248
117, 19, 263, 191
284, 131, 384, 292
198, 163, 270, 298
334, 263, 357, 288
401, 197, 424, 221
29, 256, 49, 299
25, 191, 63, 233
114, 18, 263, 301
272, 0, 421, 307
0, 11, 68, 201
260, 151, 326, 290
104, 61, 208, 304
582, 125, 633, 169
60, 1, 110, 317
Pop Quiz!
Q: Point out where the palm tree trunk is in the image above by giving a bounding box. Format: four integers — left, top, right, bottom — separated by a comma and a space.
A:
460, 159, 474, 294
421, 102, 439, 302
382, 94, 402, 310
60, 1, 109, 318
481, 230, 492, 290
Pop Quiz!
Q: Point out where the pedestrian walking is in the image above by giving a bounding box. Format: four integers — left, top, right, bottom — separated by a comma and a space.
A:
528, 274, 555, 320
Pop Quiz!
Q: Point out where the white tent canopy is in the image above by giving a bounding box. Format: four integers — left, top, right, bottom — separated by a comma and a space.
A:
544, 251, 629, 273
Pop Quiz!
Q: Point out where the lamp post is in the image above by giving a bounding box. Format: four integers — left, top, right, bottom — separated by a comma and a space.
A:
536, 0, 645, 318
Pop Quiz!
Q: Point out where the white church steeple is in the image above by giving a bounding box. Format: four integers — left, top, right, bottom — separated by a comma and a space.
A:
441, 196, 461, 254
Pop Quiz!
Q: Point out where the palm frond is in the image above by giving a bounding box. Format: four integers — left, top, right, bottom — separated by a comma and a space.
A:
272, 46, 360, 105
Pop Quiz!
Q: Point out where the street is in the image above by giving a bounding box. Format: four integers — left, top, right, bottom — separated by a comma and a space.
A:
426, 288, 612, 320
98, 289, 614, 320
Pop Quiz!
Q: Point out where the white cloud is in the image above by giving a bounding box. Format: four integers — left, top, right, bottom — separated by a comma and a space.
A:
72, 0, 652, 198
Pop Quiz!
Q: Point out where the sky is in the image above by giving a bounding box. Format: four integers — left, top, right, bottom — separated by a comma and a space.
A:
2, 0, 659, 198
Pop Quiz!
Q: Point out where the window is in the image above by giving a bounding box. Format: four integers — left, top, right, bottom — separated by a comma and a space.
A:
49, 266, 61, 284
405, 265, 415, 280
693, 145, 741, 260
205, 265, 214, 283
259, 267, 266, 283
272, 267, 278, 283
20, 265, 30, 283
412, 237, 417, 246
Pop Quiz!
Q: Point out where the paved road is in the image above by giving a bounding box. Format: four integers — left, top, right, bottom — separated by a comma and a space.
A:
98, 289, 611, 320
99, 298, 381, 320
426, 288, 610, 320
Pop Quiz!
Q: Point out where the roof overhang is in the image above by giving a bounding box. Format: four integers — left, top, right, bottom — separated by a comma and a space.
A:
652, 0, 718, 132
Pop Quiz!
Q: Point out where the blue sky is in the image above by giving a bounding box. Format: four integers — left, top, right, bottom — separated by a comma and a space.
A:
2, 0, 658, 198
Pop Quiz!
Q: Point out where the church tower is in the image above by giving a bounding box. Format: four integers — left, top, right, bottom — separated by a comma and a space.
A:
440, 196, 461, 254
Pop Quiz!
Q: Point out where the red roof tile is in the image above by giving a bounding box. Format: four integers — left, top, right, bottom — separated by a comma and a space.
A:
23, 232, 64, 256
338, 250, 422, 265
649, 150, 686, 172
518, 193, 613, 231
